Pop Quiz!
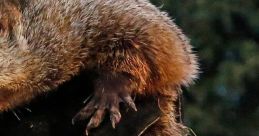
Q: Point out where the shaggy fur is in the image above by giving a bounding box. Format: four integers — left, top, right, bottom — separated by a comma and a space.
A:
0, 0, 198, 135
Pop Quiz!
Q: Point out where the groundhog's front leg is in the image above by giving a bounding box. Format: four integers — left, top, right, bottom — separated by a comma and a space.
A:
72, 73, 137, 135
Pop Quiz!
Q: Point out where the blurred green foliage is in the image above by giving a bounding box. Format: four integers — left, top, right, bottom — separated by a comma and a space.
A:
150, 0, 259, 136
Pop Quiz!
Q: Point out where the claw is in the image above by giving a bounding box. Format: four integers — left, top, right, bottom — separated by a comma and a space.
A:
85, 129, 89, 136
72, 118, 76, 125
122, 95, 138, 111
110, 111, 121, 129
87, 108, 105, 129
72, 100, 96, 125
109, 98, 121, 129
84, 111, 104, 136
86, 118, 97, 130
129, 101, 137, 112
111, 119, 116, 129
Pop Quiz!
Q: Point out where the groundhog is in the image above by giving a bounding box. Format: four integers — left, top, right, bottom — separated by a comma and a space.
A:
0, 0, 198, 135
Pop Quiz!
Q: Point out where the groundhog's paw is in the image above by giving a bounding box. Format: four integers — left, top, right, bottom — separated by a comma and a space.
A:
72, 88, 137, 135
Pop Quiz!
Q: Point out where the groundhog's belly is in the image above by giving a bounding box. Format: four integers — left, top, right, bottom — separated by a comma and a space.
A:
0, 87, 37, 112
0, 90, 12, 111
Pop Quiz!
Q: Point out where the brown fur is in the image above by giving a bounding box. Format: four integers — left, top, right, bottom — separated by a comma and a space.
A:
0, 0, 198, 135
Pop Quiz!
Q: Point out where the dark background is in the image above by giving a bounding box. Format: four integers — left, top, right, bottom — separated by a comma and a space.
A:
0, 0, 258, 136
150, 0, 259, 136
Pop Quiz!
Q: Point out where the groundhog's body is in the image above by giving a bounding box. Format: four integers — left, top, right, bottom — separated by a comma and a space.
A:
0, 0, 198, 135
